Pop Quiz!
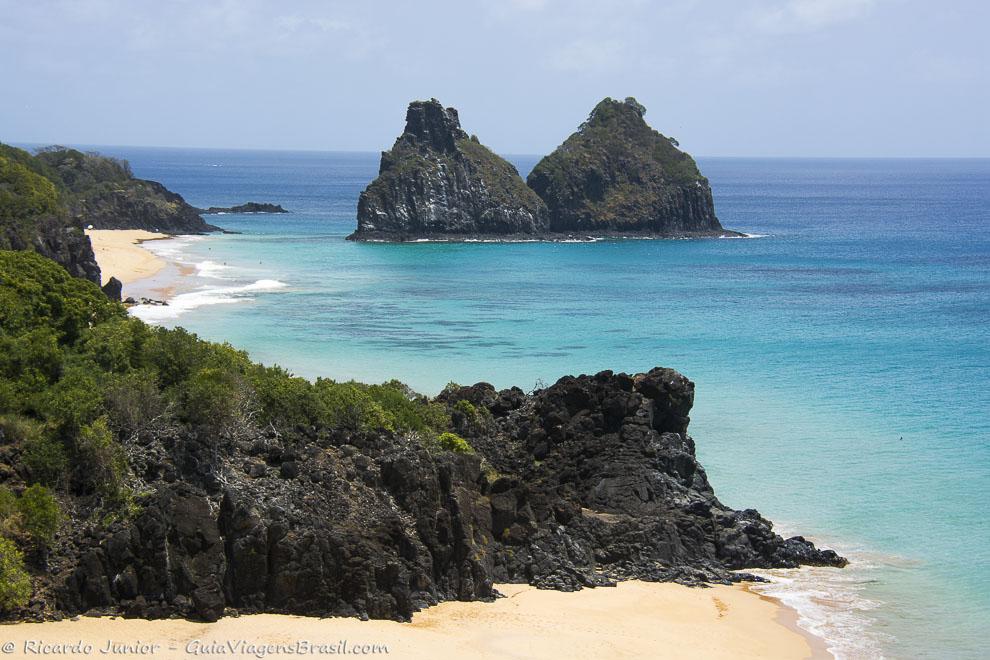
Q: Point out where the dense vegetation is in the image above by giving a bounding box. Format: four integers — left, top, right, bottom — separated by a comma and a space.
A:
0, 250, 470, 612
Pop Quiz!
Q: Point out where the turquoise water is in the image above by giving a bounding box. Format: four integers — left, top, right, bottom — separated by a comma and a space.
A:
104, 147, 988, 658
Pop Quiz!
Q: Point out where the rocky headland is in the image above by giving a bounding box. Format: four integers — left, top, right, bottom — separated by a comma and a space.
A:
1, 144, 225, 289
348, 99, 548, 241
349, 98, 739, 241
199, 202, 288, 214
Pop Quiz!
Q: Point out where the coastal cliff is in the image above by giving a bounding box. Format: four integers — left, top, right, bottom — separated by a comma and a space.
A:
34, 148, 220, 234
2, 144, 223, 287
528, 98, 734, 236
0, 251, 843, 623
0, 144, 101, 283
349, 100, 548, 240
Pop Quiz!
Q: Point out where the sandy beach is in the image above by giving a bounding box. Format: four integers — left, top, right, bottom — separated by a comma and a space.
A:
1, 582, 826, 659
86, 229, 172, 286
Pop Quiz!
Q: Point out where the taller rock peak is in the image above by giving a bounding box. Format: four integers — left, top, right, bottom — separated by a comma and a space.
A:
401, 99, 467, 153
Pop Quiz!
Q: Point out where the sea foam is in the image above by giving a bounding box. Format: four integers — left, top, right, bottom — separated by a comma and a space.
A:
131, 279, 287, 323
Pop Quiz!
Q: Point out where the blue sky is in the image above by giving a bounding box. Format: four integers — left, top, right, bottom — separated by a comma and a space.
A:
1, 0, 986, 156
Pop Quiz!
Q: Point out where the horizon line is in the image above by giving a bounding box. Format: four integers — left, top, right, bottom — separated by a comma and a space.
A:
7, 140, 990, 160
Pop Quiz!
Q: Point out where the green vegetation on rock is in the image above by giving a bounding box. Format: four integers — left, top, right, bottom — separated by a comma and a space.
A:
527, 97, 727, 235
0, 537, 31, 611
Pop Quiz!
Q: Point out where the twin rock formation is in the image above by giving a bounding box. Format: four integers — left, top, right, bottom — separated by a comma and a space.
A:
350, 98, 736, 241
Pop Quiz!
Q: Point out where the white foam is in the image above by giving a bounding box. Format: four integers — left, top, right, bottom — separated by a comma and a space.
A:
195, 259, 234, 280
130, 279, 287, 323
745, 534, 897, 659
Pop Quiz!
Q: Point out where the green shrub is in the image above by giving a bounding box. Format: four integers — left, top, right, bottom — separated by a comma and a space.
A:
0, 537, 31, 611
35, 366, 103, 437
314, 379, 391, 431
179, 367, 254, 434
17, 484, 59, 547
103, 370, 166, 436
0, 487, 19, 537
78, 316, 151, 374
22, 432, 67, 488
432, 432, 474, 454
75, 416, 128, 503
251, 365, 322, 430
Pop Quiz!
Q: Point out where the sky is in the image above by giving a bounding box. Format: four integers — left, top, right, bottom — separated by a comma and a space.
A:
1, 0, 987, 157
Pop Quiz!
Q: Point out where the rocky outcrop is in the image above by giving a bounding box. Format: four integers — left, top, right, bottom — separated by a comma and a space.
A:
32, 147, 220, 234
528, 98, 738, 237
101, 276, 123, 301
348, 99, 548, 241
71, 179, 220, 234
199, 203, 288, 214
37, 368, 843, 622
20, 216, 102, 285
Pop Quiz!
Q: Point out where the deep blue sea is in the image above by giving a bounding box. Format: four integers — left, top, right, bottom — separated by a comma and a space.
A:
87, 146, 989, 658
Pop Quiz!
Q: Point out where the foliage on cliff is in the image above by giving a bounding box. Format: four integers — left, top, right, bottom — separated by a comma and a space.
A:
0, 249, 463, 613
0, 144, 99, 283
527, 97, 728, 235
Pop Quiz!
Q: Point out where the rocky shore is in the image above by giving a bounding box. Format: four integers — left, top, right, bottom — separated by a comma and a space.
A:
34, 367, 842, 623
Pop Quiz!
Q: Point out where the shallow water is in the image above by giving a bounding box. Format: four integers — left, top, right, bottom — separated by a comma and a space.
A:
97, 146, 988, 659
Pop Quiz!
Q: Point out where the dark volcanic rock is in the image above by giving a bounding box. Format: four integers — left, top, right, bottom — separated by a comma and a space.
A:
199, 203, 288, 214
349, 99, 548, 241
101, 276, 123, 301
527, 97, 738, 237
27, 217, 102, 284
35, 367, 843, 623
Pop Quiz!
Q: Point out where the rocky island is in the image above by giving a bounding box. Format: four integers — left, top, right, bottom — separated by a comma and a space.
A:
349, 98, 738, 241
199, 202, 288, 214
348, 99, 547, 241
528, 98, 738, 237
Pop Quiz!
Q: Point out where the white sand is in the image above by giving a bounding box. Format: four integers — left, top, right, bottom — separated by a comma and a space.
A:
1, 582, 827, 659
85, 229, 171, 286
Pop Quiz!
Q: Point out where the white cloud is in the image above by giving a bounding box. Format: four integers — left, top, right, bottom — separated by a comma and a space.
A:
752, 0, 878, 34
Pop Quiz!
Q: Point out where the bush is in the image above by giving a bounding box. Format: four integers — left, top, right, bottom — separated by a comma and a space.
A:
35, 366, 103, 437
75, 416, 128, 503
21, 432, 67, 488
0, 487, 19, 537
432, 432, 474, 454
314, 379, 391, 431
251, 365, 322, 430
0, 537, 31, 611
17, 484, 59, 547
179, 367, 255, 435
103, 370, 166, 437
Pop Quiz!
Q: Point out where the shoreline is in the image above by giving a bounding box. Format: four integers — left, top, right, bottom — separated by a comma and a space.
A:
86, 229, 174, 287
1, 582, 829, 659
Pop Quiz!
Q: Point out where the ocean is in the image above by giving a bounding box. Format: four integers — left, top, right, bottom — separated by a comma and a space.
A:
92, 146, 988, 658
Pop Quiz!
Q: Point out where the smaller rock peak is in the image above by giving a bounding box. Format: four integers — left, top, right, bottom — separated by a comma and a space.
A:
402, 99, 467, 152
585, 96, 648, 129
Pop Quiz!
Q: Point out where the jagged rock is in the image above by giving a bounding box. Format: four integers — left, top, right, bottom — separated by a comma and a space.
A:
35, 367, 843, 623
348, 99, 548, 241
527, 97, 740, 237
101, 276, 123, 301
199, 203, 288, 214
